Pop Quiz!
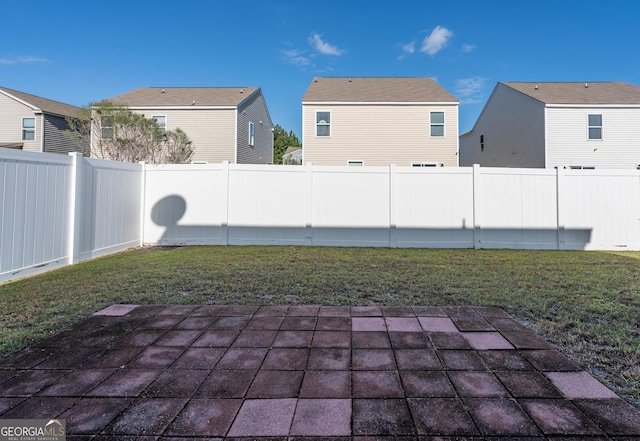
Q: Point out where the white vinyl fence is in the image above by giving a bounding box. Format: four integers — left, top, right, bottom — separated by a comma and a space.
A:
143, 162, 640, 251
1, 150, 142, 282
3, 148, 640, 283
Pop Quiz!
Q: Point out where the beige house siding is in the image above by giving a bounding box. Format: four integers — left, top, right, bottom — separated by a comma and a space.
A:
460, 84, 546, 168
546, 106, 640, 169
130, 108, 237, 163
0, 92, 42, 152
303, 104, 459, 166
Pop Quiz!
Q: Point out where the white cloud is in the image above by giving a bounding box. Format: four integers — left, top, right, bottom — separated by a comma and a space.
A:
0, 55, 50, 64
309, 33, 345, 56
461, 43, 476, 53
398, 41, 415, 60
421, 25, 454, 56
281, 48, 313, 67
455, 76, 489, 104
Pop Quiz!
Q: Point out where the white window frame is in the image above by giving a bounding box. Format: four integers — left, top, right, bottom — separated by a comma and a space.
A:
152, 115, 167, 132
316, 111, 331, 137
588, 114, 602, 140
248, 121, 255, 146
347, 160, 363, 166
430, 111, 445, 137
22, 117, 36, 141
101, 115, 114, 139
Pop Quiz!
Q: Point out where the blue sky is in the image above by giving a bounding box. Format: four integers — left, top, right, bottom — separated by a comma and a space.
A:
3, 0, 639, 138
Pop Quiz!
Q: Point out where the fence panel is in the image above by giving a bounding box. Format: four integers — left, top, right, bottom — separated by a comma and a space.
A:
144, 163, 228, 245
311, 166, 391, 246
0, 150, 72, 282
227, 164, 309, 245
393, 167, 474, 248
475, 167, 559, 249
559, 169, 640, 250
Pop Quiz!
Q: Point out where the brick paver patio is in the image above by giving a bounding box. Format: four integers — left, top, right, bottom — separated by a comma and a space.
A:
1, 304, 640, 439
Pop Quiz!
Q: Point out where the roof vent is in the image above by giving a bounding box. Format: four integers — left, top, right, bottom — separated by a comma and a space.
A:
535, 84, 538, 90
192, 100, 195, 105
161, 89, 165, 93
585, 83, 589, 88
348, 78, 352, 82
240, 88, 243, 93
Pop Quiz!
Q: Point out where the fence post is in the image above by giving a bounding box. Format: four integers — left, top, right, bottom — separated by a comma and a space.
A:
139, 161, 146, 247
221, 161, 230, 245
472, 164, 481, 249
556, 166, 564, 250
389, 164, 397, 248
67, 152, 83, 264
306, 162, 313, 245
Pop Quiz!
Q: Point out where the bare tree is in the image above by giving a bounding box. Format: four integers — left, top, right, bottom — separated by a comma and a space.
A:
65, 101, 194, 164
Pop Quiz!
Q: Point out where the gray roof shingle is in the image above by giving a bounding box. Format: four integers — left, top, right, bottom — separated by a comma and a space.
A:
302, 77, 458, 103
503, 82, 640, 105
108, 87, 260, 107
0, 87, 82, 117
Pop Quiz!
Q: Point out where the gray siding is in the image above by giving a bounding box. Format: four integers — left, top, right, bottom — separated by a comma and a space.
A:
460, 84, 546, 167
237, 91, 273, 164
43, 114, 82, 154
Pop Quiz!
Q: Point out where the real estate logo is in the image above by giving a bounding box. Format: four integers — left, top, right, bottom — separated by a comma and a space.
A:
0, 419, 65, 441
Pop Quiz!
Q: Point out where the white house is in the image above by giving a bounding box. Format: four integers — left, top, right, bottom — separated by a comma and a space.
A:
302, 77, 459, 167
460, 82, 640, 169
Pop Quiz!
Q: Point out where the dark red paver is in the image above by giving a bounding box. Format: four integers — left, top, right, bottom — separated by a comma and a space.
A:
1, 303, 637, 440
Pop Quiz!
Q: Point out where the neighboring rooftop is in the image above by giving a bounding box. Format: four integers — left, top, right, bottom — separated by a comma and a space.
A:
0, 86, 82, 117
302, 77, 458, 103
503, 81, 640, 105
108, 87, 260, 107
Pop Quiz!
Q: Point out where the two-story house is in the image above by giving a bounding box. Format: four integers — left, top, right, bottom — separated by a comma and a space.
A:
0, 86, 84, 154
460, 82, 640, 169
302, 77, 459, 166
104, 87, 274, 164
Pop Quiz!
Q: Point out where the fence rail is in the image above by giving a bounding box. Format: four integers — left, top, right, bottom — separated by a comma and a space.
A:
2, 148, 640, 282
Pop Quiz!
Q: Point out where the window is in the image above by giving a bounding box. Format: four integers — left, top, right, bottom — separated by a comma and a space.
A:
101, 115, 114, 139
347, 160, 363, 166
588, 114, 602, 140
152, 115, 166, 132
316, 111, 331, 137
248, 122, 255, 146
480, 134, 485, 152
22, 118, 35, 141
430, 112, 445, 137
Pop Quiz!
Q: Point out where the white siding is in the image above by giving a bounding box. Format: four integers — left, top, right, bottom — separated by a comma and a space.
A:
0, 93, 42, 152
302, 104, 458, 166
131, 108, 236, 163
460, 84, 546, 167
546, 107, 640, 169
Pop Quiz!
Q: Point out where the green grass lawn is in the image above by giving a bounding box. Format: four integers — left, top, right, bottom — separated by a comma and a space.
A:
1, 246, 639, 407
